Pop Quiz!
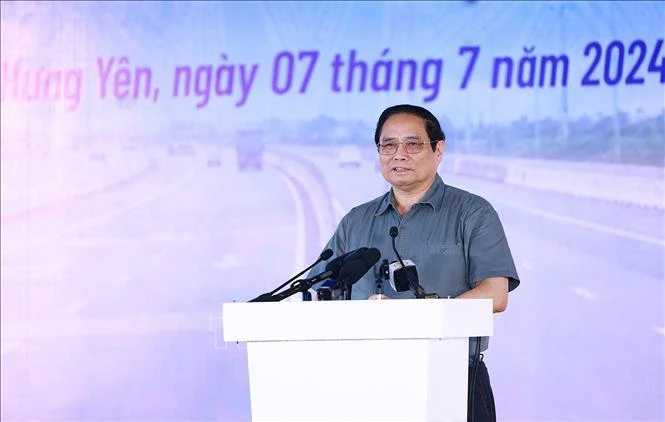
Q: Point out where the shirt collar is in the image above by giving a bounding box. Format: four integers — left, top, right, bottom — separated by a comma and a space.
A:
375, 174, 446, 216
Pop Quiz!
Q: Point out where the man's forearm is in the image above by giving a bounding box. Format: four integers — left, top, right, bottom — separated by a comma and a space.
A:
457, 277, 509, 313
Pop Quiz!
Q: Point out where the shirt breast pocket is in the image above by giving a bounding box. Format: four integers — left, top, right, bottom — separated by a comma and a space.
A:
416, 242, 467, 294
420, 242, 465, 256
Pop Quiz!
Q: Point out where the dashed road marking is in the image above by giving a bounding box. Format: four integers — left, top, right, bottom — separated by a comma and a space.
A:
273, 171, 306, 276
213, 255, 242, 271
62, 302, 87, 316
332, 198, 347, 222
490, 196, 665, 247
2, 312, 215, 339
1, 165, 196, 259
115, 272, 140, 284
572, 287, 598, 300
1, 341, 21, 357
520, 261, 534, 271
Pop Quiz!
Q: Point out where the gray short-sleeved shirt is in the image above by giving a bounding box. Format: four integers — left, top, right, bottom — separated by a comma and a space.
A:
309, 174, 520, 354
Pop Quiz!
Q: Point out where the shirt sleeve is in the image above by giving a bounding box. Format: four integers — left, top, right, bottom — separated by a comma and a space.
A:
464, 204, 520, 292
306, 214, 349, 285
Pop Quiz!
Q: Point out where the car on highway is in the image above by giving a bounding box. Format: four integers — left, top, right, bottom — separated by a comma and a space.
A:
168, 143, 195, 156
235, 130, 265, 171
89, 151, 108, 162
207, 154, 222, 167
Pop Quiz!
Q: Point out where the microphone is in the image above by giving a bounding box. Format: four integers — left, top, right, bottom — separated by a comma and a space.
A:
248, 248, 333, 302
389, 226, 399, 241
272, 248, 380, 302
341, 248, 381, 285
255, 247, 378, 303
317, 247, 382, 301
388, 226, 428, 299
388, 259, 420, 293
325, 247, 368, 276
339, 247, 381, 300
307, 247, 369, 289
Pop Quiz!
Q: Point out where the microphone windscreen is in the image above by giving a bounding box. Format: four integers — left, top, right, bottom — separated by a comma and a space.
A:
325, 247, 368, 275
339, 248, 381, 286
320, 248, 334, 260
362, 247, 381, 267
338, 260, 370, 286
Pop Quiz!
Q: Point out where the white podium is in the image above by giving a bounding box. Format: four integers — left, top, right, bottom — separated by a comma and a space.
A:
223, 299, 492, 421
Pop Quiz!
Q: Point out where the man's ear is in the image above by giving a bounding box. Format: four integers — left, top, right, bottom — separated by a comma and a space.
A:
436, 140, 445, 158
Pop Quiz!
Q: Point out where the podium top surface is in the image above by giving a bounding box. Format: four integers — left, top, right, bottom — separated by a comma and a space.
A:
222, 298, 492, 342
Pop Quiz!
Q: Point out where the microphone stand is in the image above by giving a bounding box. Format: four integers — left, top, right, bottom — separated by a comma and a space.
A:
255, 273, 331, 303
375, 259, 389, 296
343, 283, 352, 300
249, 250, 332, 302
283, 277, 322, 302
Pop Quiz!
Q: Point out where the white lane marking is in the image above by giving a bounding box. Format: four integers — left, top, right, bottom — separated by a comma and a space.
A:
520, 261, 534, 271
272, 151, 335, 248
332, 198, 347, 222
491, 197, 665, 247
0, 341, 21, 356
273, 171, 306, 276
62, 302, 87, 315
50, 227, 295, 248
212, 255, 241, 271
115, 273, 139, 284
1, 166, 196, 259
652, 327, 665, 337
0, 262, 67, 280
114, 257, 164, 283
2, 312, 215, 339
572, 287, 598, 300
208, 316, 229, 350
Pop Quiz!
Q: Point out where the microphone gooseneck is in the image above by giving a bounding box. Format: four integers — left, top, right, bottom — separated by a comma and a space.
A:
268, 248, 333, 295
250, 247, 381, 303
389, 226, 406, 268
248, 249, 333, 302
389, 226, 426, 299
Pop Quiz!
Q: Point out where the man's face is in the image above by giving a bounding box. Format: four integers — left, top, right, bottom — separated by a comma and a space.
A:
378, 113, 443, 192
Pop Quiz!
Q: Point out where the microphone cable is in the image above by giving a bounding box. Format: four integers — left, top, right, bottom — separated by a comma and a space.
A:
468, 336, 482, 422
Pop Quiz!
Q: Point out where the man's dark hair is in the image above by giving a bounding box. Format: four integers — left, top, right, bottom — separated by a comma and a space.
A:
374, 104, 446, 151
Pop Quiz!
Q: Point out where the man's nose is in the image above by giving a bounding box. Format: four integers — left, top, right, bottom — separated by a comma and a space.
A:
393, 143, 409, 157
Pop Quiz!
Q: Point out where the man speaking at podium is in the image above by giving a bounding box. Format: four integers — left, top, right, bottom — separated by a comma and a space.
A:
309, 104, 520, 422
